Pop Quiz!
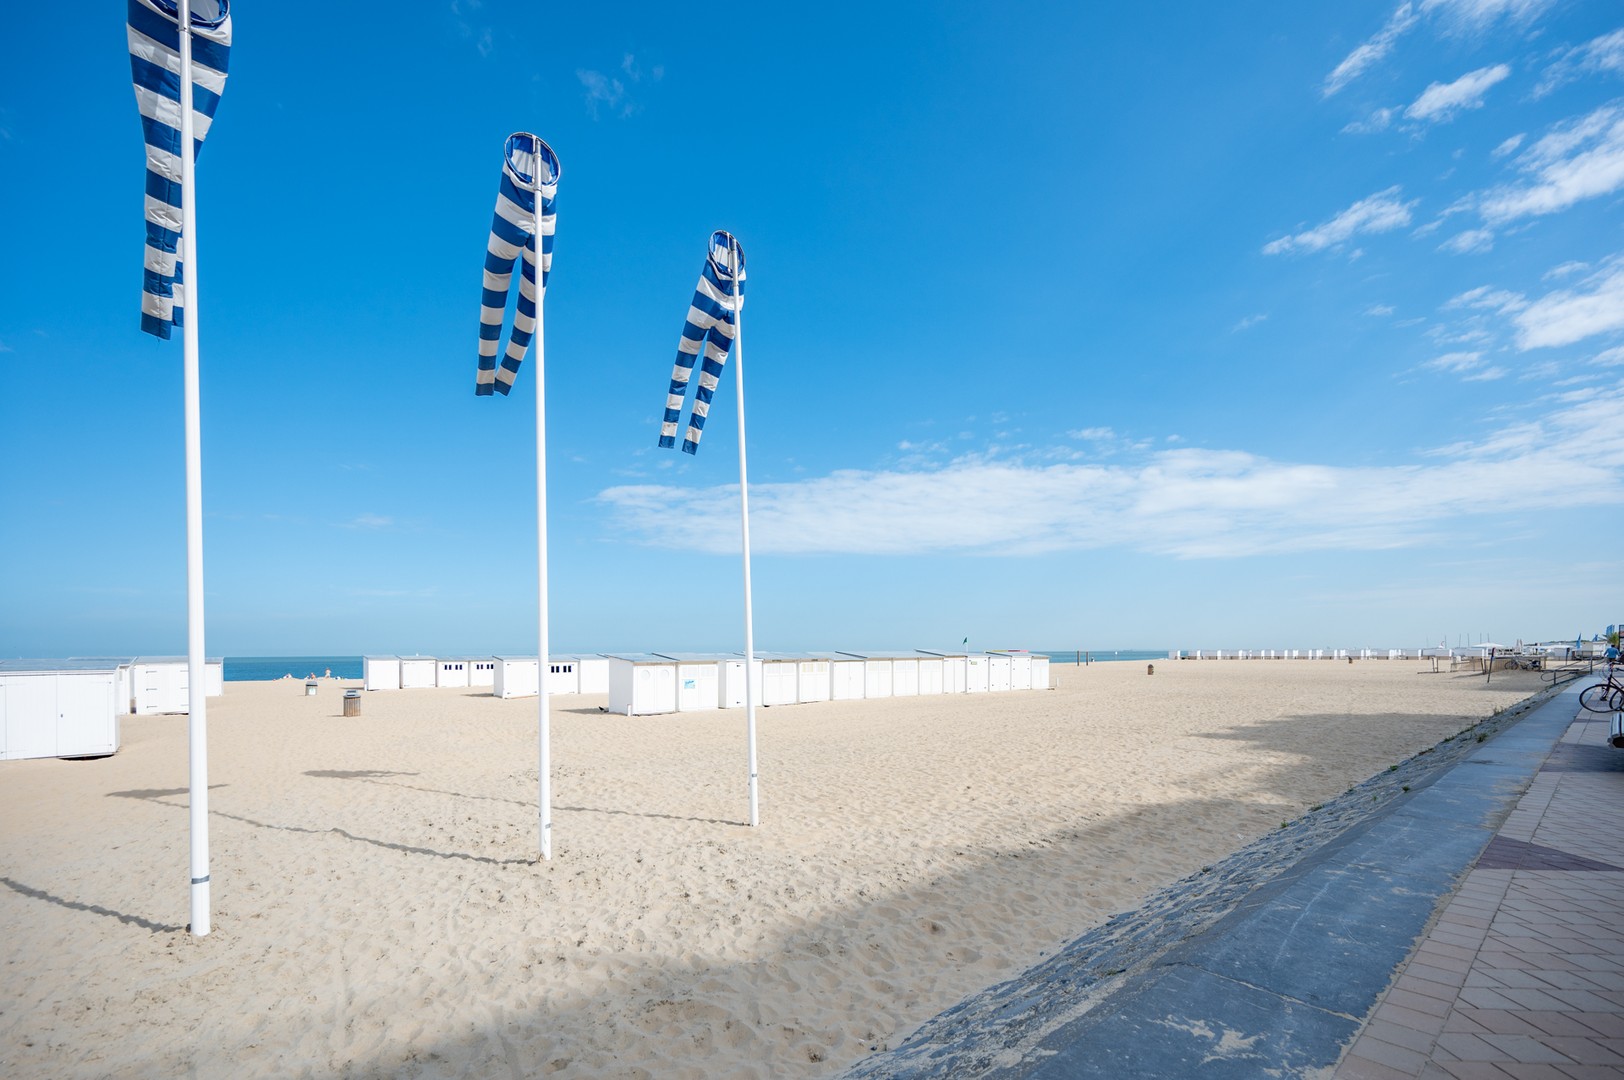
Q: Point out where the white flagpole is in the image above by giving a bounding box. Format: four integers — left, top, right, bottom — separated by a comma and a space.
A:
730, 239, 759, 828
533, 141, 553, 861
176, 0, 211, 936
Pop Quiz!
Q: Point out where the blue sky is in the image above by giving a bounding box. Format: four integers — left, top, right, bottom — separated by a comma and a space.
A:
2, 1, 1622, 657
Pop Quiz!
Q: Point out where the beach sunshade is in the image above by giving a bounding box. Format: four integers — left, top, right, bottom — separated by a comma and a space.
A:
659, 232, 746, 454
127, 0, 232, 339
476, 133, 559, 396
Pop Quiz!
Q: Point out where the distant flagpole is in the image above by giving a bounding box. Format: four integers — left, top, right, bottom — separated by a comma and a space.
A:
176, 0, 211, 937
724, 238, 758, 827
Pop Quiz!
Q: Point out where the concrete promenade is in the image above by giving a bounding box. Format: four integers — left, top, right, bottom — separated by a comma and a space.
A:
846, 678, 1623, 1078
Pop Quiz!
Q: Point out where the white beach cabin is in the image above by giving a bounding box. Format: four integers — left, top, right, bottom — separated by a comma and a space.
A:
718, 655, 762, 708
965, 654, 990, 693
363, 655, 401, 691
398, 656, 437, 689
544, 658, 579, 695
986, 653, 1012, 692
830, 655, 866, 700
791, 653, 833, 703
467, 658, 496, 687
436, 658, 471, 689
131, 656, 223, 714
494, 656, 539, 699
606, 654, 679, 716
915, 655, 944, 695
572, 655, 609, 695
918, 649, 968, 693
992, 651, 1033, 691
837, 649, 902, 698
754, 652, 801, 707
1031, 654, 1051, 690
1, 659, 122, 760
654, 653, 723, 712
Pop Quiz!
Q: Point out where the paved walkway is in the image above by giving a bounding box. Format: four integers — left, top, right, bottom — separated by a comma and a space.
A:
845, 679, 1624, 1079
1334, 708, 1624, 1080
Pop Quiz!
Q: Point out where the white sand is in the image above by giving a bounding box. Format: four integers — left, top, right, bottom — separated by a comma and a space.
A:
0, 661, 1548, 1078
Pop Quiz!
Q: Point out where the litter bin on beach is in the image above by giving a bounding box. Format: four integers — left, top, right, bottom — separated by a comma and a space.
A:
342, 689, 361, 717
304, 680, 318, 697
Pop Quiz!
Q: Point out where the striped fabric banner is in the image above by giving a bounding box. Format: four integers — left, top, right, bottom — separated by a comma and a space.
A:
127, 0, 232, 340
477, 133, 560, 396
660, 232, 746, 454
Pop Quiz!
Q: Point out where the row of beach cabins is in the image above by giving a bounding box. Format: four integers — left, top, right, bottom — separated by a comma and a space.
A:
363, 649, 1054, 716
1171, 642, 1604, 664
0, 656, 225, 761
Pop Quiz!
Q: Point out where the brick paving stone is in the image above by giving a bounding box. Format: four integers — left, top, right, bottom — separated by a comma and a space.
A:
1536, 1037, 1624, 1066
1340, 1054, 1419, 1080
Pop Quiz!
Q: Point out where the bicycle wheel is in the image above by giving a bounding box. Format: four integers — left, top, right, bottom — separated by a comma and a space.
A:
1612, 686, 1624, 713
1581, 683, 1616, 712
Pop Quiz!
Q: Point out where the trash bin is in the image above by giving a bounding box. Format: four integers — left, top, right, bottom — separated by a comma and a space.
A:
343, 689, 361, 717
304, 680, 318, 697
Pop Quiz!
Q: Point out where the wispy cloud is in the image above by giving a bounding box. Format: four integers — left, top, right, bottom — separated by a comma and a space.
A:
1491, 133, 1525, 158
597, 391, 1624, 559
577, 52, 663, 120
1404, 63, 1511, 123
340, 513, 395, 530
1439, 228, 1494, 254
1232, 313, 1269, 332
1534, 28, 1624, 98
1263, 186, 1417, 255
450, 0, 492, 57
1366, 304, 1396, 316
1325, 4, 1419, 97
1323, 0, 1548, 96
1476, 103, 1624, 225
1343, 107, 1398, 135
1513, 258, 1624, 349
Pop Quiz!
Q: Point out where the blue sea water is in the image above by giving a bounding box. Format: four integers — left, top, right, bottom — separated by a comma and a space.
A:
224, 656, 362, 682
1037, 649, 1167, 665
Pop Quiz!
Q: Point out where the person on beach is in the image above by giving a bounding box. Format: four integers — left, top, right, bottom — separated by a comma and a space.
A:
324, 668, 332, 679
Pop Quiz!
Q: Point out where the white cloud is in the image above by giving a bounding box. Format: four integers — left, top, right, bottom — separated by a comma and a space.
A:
1462, 366, 1509, 381
1405, 64, 1511, 122
1513, 259, 1624, 349
1232, 313, 1268, 332
1444, 285, 1527, 313
1477, 103, 1624, 224
1592, 345, 1624, 367
341, 514, 395, 530
1491, 133, 1525, 158
1325, 4, 1419, 96
1343, 108, 1398, 135
1440, 228, 1494, 254
577, 54, 659, 119
1366, 304, 1396, 316
597, 392, 1624, 559
1418, 0, 1553, 33
1424, 350, 1487, 373
1069, 427, 1116, 441
1544, 260, 1588, 279
1535, 28, 1624, 98
1263, 186, 1418, 255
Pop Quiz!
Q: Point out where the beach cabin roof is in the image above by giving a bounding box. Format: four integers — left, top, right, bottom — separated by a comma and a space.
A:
779, 650, 835, 661
0, 658, 126, 674
363, 654, 400, 661
396, 654, 437, 661
494, 655, 539, 662
604, 652, 676, 664
447, 655, 493, 663
748, 650, 806, 661
916, 648, 969, 659
654, 652, 740, 662
837, 650, 919, 661
131, 655, 223, 664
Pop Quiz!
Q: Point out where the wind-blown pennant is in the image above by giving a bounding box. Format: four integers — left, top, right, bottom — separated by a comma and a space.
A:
127, 0, 232, 340
660, 232, 745, 454
476, 133, 559, 396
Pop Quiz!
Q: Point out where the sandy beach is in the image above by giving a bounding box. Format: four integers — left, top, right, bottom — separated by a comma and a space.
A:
0, 660, 1551, 1078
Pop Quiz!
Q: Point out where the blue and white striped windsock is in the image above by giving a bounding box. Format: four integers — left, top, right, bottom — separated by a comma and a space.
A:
477, 133, 560, 396
127, 0, 232, 340
660, 232, 746, 454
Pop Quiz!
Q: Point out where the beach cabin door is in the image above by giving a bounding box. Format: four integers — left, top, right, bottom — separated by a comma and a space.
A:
676, 662, 720, 712
965, 656, 989, 693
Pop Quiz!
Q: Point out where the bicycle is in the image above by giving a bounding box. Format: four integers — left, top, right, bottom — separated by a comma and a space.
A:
1579, 663, 1624, 713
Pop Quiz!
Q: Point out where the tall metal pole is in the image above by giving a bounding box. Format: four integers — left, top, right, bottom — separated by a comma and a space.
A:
177, 0, 211, 937
731, 239, 759, 828
533, 139, 553, 860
